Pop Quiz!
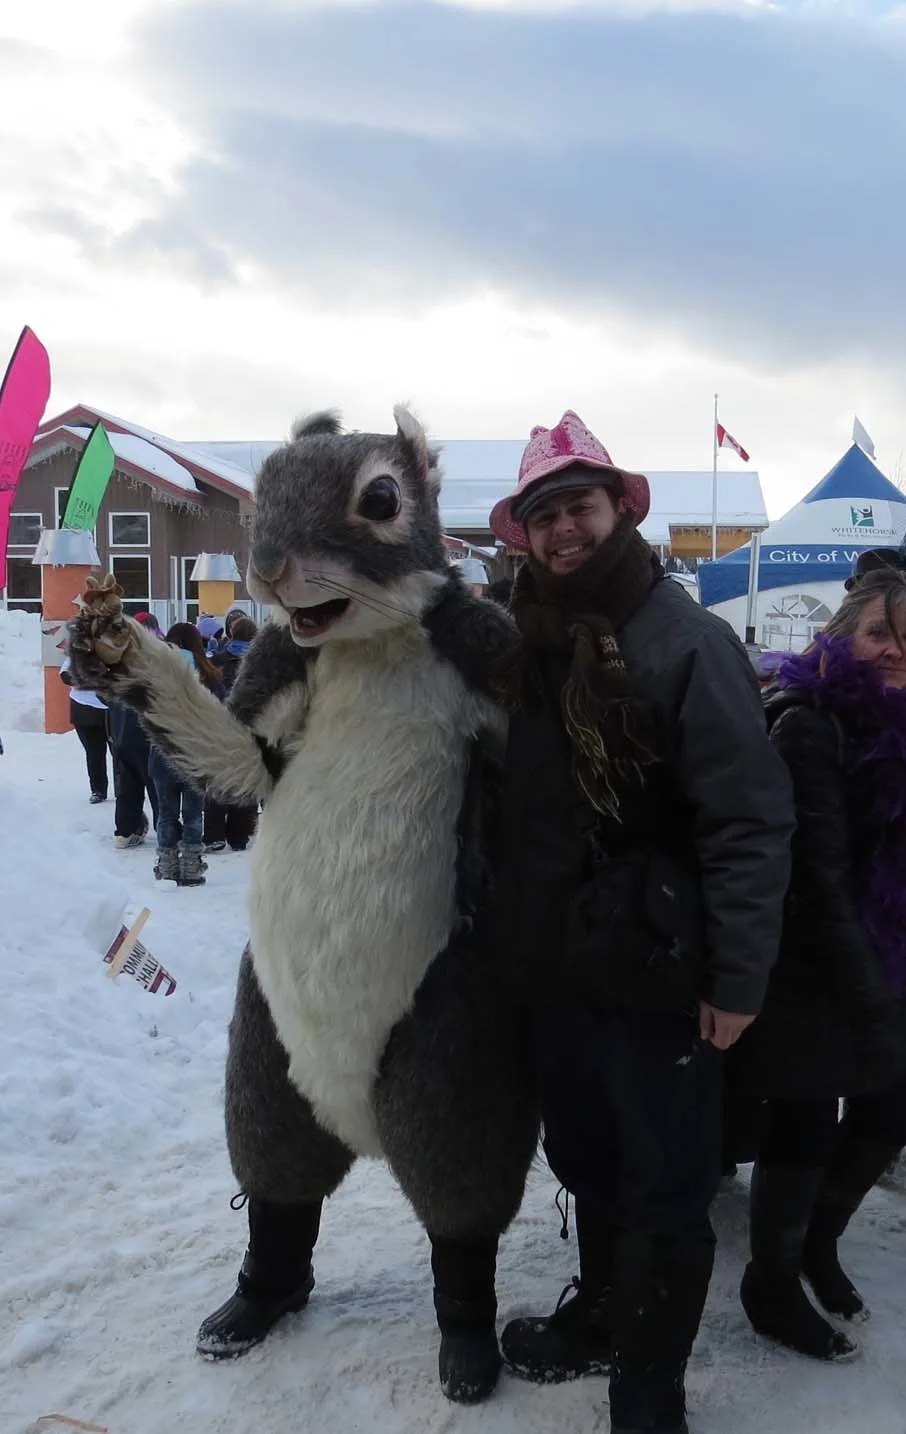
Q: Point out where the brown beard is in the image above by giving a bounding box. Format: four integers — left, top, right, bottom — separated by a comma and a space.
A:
496, 516, 661, 819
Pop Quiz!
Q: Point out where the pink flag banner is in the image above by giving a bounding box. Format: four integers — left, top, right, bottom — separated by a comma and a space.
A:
0, 326, 52, 589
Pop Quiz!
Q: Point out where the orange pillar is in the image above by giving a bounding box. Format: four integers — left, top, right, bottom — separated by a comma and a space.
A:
197, 578, 237, 618
34, 529, 100, 734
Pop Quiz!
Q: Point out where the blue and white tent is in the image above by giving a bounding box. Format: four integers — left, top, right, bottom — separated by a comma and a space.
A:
699, 445, 906, 650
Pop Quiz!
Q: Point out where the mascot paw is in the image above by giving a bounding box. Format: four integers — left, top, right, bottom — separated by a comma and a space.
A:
67, 574, 135, 688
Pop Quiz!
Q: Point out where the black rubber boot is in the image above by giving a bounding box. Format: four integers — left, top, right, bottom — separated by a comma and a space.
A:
430, 1234, 501, 1405
740, 1164, 858, 1361
607, 1229, 713, 1434
609, 1361, 688, 1434
803, 1134, 903, 1320
501, 1195, 614, 1382
196, 1197, 322, 1358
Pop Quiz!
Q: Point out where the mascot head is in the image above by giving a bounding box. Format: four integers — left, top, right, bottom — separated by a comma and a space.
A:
248, 407, 448, 647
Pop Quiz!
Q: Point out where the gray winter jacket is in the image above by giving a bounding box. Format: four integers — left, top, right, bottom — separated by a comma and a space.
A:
424, 573, 795, 1017
618, 578, 794, 1014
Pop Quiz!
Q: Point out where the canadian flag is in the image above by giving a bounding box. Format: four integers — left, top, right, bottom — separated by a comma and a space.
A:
716, 422, 750, 463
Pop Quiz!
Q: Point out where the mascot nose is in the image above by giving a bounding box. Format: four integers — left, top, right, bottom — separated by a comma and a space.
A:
251, 550, 287, 585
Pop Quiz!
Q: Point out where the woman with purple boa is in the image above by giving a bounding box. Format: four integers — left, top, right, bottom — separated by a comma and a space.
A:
733, 567, 906, 1363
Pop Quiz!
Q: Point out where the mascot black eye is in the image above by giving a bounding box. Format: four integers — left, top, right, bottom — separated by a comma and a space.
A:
358, 476, 401, 522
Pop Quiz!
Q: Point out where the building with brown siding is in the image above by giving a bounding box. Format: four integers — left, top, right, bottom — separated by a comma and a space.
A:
7, 405, 256, 620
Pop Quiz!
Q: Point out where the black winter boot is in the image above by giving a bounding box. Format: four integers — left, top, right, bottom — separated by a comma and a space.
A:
607, 1229, 713, 1434
609, 1360, 688, 1434
501, 1194, 614, 1383
430, 1234, 501, 1404
740, 1164, 858, 1361
196, 1197, 322, 1358
803, 1134, 903, 1320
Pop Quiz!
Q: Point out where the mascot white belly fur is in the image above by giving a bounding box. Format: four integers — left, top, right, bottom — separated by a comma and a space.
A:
248, 626, 488, 1156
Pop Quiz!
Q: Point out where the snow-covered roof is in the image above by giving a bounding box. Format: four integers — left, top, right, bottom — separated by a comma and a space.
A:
33, 414, 770, 537
639, 469, 768, 545
189, 440, 279, 481
190, 438, 768, 541
85, 410, 257, 496
58, 426, 201, 497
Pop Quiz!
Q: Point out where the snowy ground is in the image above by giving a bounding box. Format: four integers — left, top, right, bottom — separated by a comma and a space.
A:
2, 616, 906, 1434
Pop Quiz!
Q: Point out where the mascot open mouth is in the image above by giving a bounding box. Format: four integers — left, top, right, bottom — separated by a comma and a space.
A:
290, 598, 351, 639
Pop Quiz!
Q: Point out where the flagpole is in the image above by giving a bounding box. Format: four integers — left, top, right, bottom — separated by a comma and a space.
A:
710, 392, 719, 561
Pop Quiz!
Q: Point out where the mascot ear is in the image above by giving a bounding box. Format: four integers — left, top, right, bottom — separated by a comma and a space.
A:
393, 403, 438, 492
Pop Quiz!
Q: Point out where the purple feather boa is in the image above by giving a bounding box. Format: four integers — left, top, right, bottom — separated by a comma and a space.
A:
776, 635, 906, 995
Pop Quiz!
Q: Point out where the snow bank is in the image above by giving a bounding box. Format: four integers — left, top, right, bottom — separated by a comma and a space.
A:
0, 608, 43, 732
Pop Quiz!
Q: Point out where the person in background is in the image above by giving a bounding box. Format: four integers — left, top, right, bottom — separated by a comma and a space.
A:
223, 608, 246, 641
148, 624, 225, 886
204, 615, 259, 853
843, 545, 906, 592
107, 610, 162, 849
197, 614, 224, 654
60, 656, 110, 803
733, 568, 906, 1362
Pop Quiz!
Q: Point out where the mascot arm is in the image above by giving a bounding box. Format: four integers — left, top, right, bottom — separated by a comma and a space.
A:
67, 582, 276, 804
421, 574, 522, 701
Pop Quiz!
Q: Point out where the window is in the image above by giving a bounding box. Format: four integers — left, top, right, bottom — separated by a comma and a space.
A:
181, 556, 199, 622
6, 556, 41, 612
111, 554, 151, 615
8, 512, 42, 546
109, 512, 150, 547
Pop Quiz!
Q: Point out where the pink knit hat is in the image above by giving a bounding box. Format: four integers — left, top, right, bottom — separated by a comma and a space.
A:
489, 410, 650, 551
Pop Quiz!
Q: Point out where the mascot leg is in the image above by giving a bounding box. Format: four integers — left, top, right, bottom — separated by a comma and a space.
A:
197, 949, 355, 1358
374, 930, 539, 1404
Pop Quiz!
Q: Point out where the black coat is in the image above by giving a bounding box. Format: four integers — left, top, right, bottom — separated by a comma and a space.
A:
731, 693, 906, 1100
492, 580, 794, 1015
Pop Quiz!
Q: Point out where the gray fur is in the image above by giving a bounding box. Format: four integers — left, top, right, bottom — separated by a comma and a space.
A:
374, 930, 537, 1240
249, 407, 446, 597
226, 951, 354, 1203
291, 410, 343, 440
421, 573, 522, 700
227, 621, 312, 729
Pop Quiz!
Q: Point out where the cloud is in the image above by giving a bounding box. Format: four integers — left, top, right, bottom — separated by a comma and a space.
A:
115, 0, 905, 371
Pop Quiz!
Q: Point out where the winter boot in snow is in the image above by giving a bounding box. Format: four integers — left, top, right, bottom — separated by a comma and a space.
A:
154, 847, 179, 882
803, 1132, 903, 1320
740, 1163, 858, 1360
196, 1197, 322, 1358
502, 1194, 614, 1382
178, 843, 207, 887
607, 1229, 712, 1434
430, 1233, 501, 1404
609, 1361, 688, 1434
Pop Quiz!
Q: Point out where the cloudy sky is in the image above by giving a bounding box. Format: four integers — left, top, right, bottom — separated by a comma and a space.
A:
3, 0, 905, 514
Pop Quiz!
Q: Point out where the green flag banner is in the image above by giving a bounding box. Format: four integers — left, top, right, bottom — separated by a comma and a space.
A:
62, 423, 115, 531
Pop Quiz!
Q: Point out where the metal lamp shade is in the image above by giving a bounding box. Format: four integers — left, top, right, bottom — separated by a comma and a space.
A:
189, 552, 242, 583
32, 528, 100, 568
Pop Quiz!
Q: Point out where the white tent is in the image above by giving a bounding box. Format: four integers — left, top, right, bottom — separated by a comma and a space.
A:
699, 445, 906, 650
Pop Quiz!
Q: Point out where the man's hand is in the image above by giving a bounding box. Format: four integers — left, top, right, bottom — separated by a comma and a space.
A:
698, 1002, 756, 1051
